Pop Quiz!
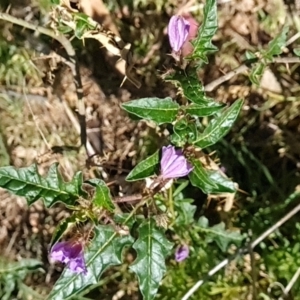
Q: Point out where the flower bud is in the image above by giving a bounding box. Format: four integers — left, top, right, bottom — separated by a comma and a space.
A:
50, 240, 87, 274
168, 16, 190, 53
175, 245, 189, 262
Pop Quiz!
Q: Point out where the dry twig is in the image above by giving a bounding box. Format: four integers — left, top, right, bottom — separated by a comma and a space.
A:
204, 57, 300, 92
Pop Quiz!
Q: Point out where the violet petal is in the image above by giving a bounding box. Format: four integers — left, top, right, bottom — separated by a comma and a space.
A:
175, 245, 189, 262
160, 145, 193, 179
168, 16, 190, 52
50, 241, 87, 274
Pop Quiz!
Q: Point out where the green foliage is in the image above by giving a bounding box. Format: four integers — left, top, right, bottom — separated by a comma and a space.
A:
206, 170, 237, 193
173, 197, 196, 226
126, 150, 159, 181
264, 25, 289, 59
0, 258, 44, 300
184, 102, 224, 117
249, 62, 265, 86
0, 41, 41, 86
87, 178, 115, 212
248, 26, 288, 85
49, 225, 134, 300
193, 99, 243, 148
196, 217, 244, 252
50, 214, 86, 248
293, 48, 300, 56
171, 119, 198, 146
130, 219, 173, 300
0, 163, 86, 207
190, 160, 237, 194
165, 69, 212, 105
190, 0, 218, 63
189, 159, 218, 193
122, 98, 179, 125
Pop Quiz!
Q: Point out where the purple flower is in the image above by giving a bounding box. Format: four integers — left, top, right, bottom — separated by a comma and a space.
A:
168, 15, 190, 53
50, 241, 87, 274
175, 245, 189, 262
160, 145, 193, 179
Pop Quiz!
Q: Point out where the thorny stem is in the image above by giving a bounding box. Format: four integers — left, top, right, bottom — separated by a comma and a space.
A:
0, 12, 88, 154
182, 190, 300, 300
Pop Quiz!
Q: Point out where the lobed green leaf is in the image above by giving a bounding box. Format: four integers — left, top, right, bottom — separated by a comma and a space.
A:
0, 163, 86, 207
265, 25, 289, 60
87, 178, 115, 212
196, 216, 244, 252
130, 219, 173, 300
165, 69, 214, 105
122, 97, 179, 125
174, 198, 197, 226
190, 0, 218, 63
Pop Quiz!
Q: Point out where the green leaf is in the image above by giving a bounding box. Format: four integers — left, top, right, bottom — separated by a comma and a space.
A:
245, 50, 257, 61
122, 97, 179, 125
0, 258, 44, 276
249, 63, 265, 85
265, 25, 289, 59
174, 198, 196, 226
196, 216, 244, 252
0, 163, 86, 207
171, 119, 198, 146
207, 170, 237, 193
189, 159, 217, 194
50, 215, 84, 248
293, 48, 300, 56
87, 178, 114, 212
130, 219, 173, 300
193, 99, 243, 148
190, 0, 218, 63
189, 160, 237, 194
173, 179, 189, 197
48, 225, 134, 300
165, 69, 214, 105
126, 151, 159, 181
184, 102, 224, 117
74, 13, 95, 38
